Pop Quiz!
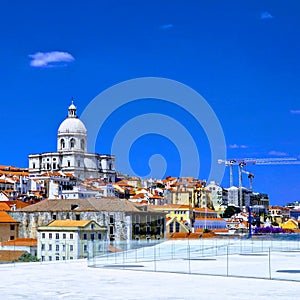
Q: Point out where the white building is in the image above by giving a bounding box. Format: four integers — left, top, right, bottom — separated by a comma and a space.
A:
205, 181, 223, 208
227, 186, 239, 206
28, 102, 116, 182
37, 220, 107, 261
61, 186, 101, 199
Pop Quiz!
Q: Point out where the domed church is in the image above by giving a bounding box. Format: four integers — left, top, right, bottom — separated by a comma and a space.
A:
28, 102, 116, 182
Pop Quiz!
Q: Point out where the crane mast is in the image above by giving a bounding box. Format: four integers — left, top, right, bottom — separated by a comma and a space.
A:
218, 157, 300, 207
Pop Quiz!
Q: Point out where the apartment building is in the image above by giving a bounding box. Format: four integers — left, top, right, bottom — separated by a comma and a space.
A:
37, 220, 107, 261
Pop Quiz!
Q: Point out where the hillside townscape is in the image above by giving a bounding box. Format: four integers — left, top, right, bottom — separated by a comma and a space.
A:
1, 102, 299, 263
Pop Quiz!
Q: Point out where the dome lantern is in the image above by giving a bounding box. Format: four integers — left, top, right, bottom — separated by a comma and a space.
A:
68, 99, 77, 118
57, 101, 87, 153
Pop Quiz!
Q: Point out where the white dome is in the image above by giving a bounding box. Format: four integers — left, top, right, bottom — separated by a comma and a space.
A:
58, 117, 87, 135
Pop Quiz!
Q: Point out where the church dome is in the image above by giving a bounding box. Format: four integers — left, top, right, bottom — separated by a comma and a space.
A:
58, 117, 87, 134
57, 101, 87, 135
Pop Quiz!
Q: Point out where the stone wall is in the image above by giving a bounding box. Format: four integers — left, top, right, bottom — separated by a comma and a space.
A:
9, 211, 130, 241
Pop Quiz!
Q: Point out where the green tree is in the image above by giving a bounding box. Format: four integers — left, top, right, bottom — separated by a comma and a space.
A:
222, 206, 241, 218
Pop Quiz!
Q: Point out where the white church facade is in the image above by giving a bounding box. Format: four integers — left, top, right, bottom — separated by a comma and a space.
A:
28, 102, 116, 182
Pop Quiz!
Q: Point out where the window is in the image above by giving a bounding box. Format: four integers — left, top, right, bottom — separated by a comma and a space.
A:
70, 138, 75, 149
77, 160, 80, 167
10, 225, 15, 230
176, 222, 180, 232
41, 256, 45, 261
134, 215, 140, 223
10, 236, 14, 240
91, 223, 95, 230
84, 245, 87, 252
32, 162, 36, 169
70, 234, 73, 239
134, 224, 140, 235
56, 245, 59, 251
83, 233, 88, 240
109, 215, 114, 224
49, 244, 52, 251
41, 244, 45, 251
169, 223, 174, 233
56, 233, 59, 239
146, 225, 151, 234
90, 234, 95, 241
63, 233, 66, 239
109, 226, 114, 235
156, 226, 161, 235
98, 233, 102, 240
60, 139, 65, 149
70, 245, 74, 252
81, 139, 85, 150
70, 257, 73, 260
62, 244, 66, 251
56, 256, 59, 261
62, 256, 66, 260
42, 233, 45, 239
49, 233, 52, 239
49, 256, 52, 261
75, 214, 80, 220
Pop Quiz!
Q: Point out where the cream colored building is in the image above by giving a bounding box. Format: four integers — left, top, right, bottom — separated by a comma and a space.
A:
37, 220, 107, 261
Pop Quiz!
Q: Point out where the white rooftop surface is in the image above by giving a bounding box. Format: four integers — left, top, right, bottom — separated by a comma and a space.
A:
1, 239, 300, 299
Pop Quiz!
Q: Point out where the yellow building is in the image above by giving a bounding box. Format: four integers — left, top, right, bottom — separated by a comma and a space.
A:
151, 204, 191, 222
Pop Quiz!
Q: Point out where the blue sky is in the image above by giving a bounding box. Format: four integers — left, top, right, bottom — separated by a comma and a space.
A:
0, 0, 299, 205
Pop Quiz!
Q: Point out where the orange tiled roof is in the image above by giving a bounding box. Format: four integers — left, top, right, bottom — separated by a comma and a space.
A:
47, 220, 92, 227
212, 229, 229, 233
6, 200, 30, 209
194, 207, 215, 213
0, 250, 26, 262
195, 217, 225, 221
115, 182, 134, 187
152, 204, 191, 209
1, 238, 37, 247
0, 211, 18, 223
0, 203, 10, 211
170, 232, 189, 239
132, 193, 145, 199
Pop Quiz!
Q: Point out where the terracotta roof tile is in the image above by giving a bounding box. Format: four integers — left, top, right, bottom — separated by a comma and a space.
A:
0, 203, 10, 211
1, 238, 37, 247
48, 220, 91, 227
0, 250, 26, 262
14, 198, 165, 214
0, 211, 18, 223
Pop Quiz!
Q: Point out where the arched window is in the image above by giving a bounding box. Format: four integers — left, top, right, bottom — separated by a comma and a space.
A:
60, 139, 65, 149
70, 138, 75, 149
81, 139, 85, 150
